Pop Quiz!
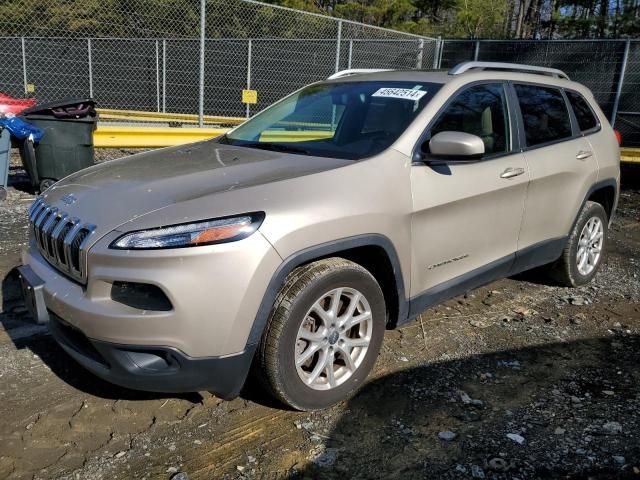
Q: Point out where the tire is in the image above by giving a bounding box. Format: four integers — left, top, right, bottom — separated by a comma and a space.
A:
549, 201, 608, 287
39, 178, 56, 192
256, 258, 386, 411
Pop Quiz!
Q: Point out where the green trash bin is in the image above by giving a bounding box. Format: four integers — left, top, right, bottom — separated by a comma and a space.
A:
20, 98, 97, 192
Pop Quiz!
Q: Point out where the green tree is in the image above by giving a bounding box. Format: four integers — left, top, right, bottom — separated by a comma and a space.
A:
450, 0, 510, 37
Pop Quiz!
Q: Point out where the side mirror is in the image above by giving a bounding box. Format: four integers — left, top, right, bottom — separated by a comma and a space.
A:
421, 131, 485, 163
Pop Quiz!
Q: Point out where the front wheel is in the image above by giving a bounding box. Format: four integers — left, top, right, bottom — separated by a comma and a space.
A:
256, 258, 386, 410
549, 201, 608, 287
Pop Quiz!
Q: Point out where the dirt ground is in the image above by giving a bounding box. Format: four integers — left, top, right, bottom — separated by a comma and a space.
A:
1, 157, 639, 480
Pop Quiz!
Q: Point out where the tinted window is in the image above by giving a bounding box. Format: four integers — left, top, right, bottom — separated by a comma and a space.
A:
430, 83, 509, 156
567, 91, 598, 132
514, 84, 572, 147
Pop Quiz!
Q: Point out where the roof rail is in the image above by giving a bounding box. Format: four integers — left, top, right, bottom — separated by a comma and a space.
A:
327, 69, 392, 80
449, 62, 570, 80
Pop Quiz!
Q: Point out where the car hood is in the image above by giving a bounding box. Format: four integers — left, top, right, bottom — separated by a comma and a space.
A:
40, 140, 351, 238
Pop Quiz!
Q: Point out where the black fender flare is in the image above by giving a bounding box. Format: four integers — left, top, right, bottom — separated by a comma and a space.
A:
245, 234, 408, 348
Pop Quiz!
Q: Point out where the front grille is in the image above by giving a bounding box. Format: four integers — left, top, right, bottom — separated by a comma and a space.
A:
28, 198, 96, 284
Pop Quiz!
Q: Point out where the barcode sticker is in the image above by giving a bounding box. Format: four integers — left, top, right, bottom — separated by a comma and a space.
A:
371, 87, 427, 101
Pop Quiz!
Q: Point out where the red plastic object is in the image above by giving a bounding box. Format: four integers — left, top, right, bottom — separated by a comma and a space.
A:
614, 129, 622, 146
0, 92, 37, 115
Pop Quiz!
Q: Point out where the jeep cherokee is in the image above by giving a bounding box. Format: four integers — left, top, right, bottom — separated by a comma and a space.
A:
19, 62, 620, 410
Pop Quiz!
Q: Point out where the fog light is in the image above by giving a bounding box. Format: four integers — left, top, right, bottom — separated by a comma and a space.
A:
111, 281, 172, 311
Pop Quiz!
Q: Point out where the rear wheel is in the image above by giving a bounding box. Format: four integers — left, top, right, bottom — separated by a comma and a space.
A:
256, 258, 386, 410
549, 201, 607, 287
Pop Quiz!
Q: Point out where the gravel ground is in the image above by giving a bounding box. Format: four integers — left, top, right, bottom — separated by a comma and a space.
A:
0, 156, 639, 480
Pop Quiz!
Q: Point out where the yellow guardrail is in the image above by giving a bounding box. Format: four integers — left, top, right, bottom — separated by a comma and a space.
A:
94, 126, 334, 148
96, 109, 246, 126
96, 109, 334, 129
94, 126, 228, 148
621, 148, 640, 164
94, 124, 640, 157
259, 130, 333, 142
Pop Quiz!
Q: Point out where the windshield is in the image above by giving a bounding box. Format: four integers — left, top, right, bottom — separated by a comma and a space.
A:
221, 81, 442, 160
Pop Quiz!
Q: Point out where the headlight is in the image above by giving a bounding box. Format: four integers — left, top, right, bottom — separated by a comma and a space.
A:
110, 212, 264, 250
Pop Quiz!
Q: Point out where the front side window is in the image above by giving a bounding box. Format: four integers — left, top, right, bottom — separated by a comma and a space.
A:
429, 83, 510, 156
515, 84, 572, 147
221, 81, 441, 160
566, 91, 599, 132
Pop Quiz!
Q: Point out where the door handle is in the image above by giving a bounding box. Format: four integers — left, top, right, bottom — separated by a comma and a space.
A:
576, 150, 593, 160
500, 167, 526, 179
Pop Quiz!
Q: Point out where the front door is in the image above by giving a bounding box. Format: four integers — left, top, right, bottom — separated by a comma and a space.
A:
410, 82, 529, 302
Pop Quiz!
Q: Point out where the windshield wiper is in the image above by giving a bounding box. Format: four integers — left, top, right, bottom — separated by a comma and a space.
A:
238, 142, 310, 155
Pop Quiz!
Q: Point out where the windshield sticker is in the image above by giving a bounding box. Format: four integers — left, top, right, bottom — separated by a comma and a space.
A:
372, 87, 427, 101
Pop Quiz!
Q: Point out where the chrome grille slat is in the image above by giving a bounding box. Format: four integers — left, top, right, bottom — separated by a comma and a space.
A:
51, 214, 70, 264
27, 199, 96, 284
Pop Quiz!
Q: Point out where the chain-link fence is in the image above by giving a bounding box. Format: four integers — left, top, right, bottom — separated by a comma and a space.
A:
438, 39, 640, 147
0, 0, 437, 125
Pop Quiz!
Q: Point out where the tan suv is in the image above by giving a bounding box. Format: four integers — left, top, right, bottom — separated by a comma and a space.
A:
18, 62, 620, 410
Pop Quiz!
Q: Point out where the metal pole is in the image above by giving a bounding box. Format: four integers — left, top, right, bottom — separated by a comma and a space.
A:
416, 39, 424, 69
432, 37, 441, 69
611, 39, 630, 128
473, 40, 480, 61
246, 39, 252, 119
438, 36, 444, 68
162, 39, 166, 113
348, 40, 353, 69
87, 39, 94, 98
155, 40, 160, 113
198, 0, 206, 127
334, 20, 342, 73
21, 37, 28, 95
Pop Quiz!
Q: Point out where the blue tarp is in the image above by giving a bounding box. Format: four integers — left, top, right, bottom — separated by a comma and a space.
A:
0, 116, 44, 143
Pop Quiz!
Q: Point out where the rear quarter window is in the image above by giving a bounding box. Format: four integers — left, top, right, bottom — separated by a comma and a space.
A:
514, 84, 572, 147
566, 91, 599, 132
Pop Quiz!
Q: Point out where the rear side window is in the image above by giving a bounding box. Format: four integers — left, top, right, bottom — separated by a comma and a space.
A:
430, 83, 510, 156
514, 84, 572, 147
566, 91, 599, 132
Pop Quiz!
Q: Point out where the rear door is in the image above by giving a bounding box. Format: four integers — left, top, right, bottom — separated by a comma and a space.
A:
410, 82, 529, 298
513, 83, 598, 258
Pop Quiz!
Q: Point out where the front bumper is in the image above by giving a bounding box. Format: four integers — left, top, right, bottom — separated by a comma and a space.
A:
19, 229, 282, 395
21, 230, 282, 357
48, 311, 255, 397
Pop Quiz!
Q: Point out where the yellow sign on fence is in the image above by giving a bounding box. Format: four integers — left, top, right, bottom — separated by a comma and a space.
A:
242, 89, 258, 104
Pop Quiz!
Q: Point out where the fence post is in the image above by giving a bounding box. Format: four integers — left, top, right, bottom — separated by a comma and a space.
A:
432, 37, 441, 69
611, 39, 630, 128
473, 40, 480, 61
155, 40, 160, 113
246, 39, 252, 119
416, 39, 424, 69
87, 39, 94, 98
21, 37, 28, 95
334, 20, 342, 73
162, 39, 166, 113
198, 0, 206, 127
348, 40, 353, 69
